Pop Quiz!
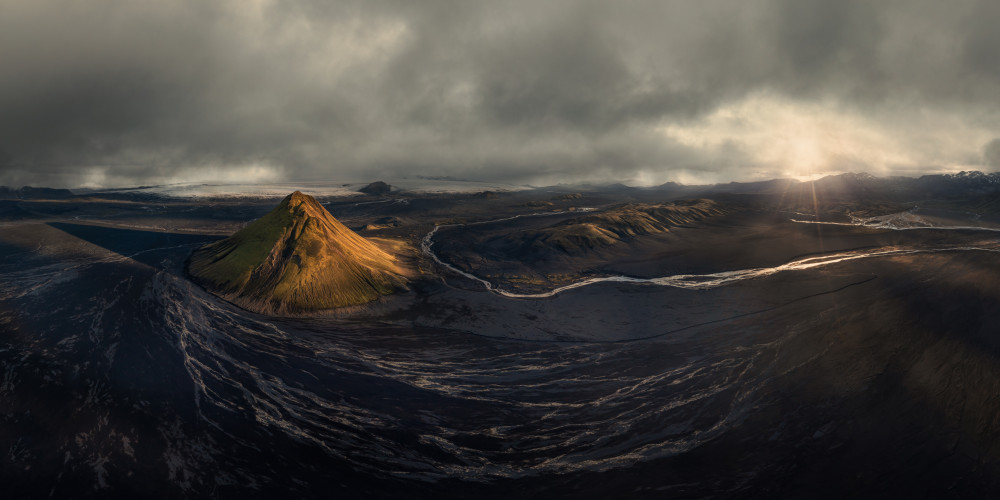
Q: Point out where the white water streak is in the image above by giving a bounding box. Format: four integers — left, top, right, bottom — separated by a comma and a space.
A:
793, 218, 1000, 232
424, 212, 1000, 299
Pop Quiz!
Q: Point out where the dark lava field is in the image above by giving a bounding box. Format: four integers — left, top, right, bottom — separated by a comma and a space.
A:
3, 175, 1000, 498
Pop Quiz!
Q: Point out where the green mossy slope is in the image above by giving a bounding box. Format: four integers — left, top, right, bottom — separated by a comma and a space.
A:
189, 191, 406, 314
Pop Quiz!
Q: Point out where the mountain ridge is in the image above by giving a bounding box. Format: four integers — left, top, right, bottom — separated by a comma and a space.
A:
498, 199, 725, 258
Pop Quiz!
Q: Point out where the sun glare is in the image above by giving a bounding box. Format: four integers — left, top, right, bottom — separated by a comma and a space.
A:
656, 93, 992, 181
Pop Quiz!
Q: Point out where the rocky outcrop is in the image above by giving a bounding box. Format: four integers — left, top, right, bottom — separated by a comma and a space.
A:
359, 181, 391, 196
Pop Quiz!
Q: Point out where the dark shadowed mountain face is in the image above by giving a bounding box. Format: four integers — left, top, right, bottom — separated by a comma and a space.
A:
359, 181, 392, 196
700, 171, 1000, 202
0, 186, 75, 199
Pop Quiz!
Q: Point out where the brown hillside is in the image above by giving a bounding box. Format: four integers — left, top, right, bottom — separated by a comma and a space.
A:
508, 199, 724, 255
188, 191, 406, 314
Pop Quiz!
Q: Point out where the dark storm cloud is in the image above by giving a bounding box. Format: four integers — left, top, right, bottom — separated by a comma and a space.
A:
985, 139, 1000, 168
1, 0, 999, 188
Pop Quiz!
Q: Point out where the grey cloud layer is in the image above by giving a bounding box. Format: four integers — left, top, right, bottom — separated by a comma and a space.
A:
1, 0, 999, 187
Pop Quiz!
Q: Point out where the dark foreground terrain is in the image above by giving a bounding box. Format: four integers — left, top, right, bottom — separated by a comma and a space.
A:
3, 177, 1000, 498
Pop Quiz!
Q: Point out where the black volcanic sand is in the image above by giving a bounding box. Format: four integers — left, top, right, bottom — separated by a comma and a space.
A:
371, 269, 877, 342
2, 192, 1000, 498
431, 209, 998, 293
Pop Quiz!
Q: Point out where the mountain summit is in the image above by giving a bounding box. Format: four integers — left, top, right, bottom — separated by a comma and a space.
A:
188, 191, 406, 314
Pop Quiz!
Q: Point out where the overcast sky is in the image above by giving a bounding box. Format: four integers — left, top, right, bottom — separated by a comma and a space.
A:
2, 0, 1000, 188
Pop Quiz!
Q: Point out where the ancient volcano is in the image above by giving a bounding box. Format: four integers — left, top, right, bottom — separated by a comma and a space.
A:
188, 191, 406, 314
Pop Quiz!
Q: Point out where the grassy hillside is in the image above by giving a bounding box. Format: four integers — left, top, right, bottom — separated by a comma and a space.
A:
507, 199, 724, 255
188, 191, 406, 314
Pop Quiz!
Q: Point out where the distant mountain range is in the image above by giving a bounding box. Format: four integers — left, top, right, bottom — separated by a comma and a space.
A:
6, 171, 1000, 201
696, 171, 1000, 197
0, 186, 74, 199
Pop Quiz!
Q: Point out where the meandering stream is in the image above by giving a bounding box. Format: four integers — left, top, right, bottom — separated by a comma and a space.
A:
422, 210, 1000, 298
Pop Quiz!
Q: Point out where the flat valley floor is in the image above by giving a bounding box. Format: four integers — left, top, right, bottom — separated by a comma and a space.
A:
3, 188, 1000, 498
